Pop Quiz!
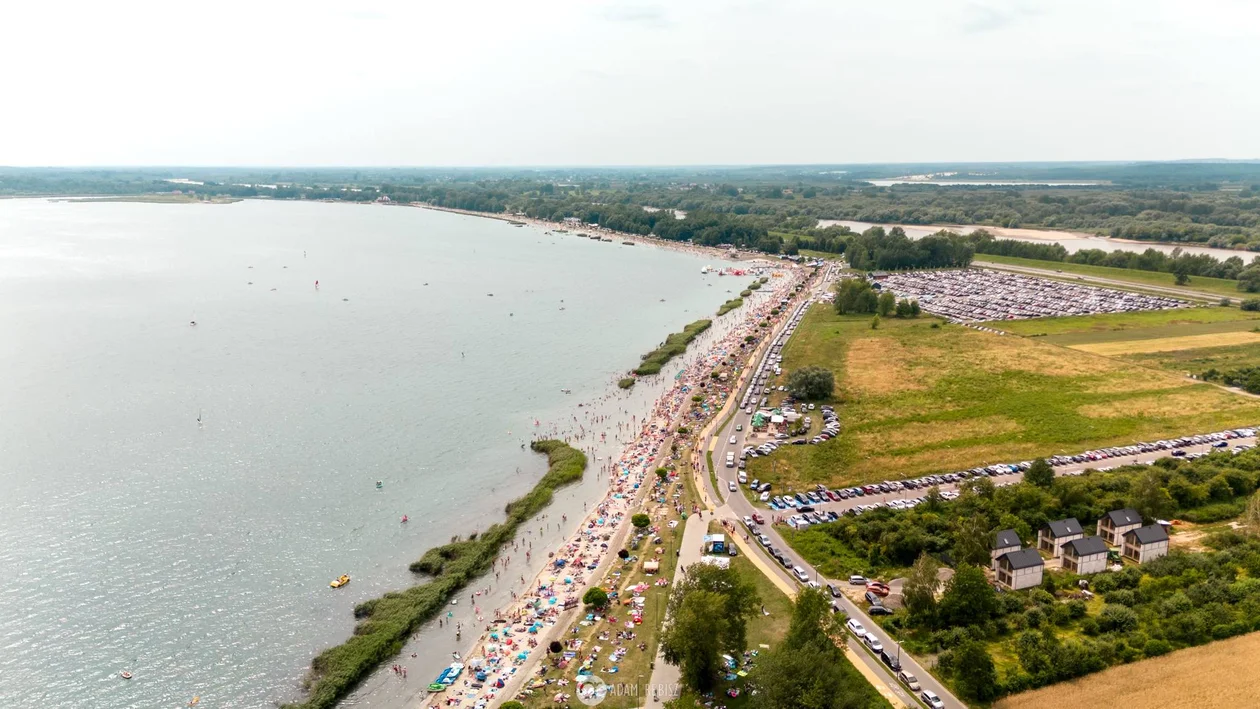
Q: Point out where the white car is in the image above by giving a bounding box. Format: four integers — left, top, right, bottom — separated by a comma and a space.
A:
845, 618, 866, 636
729, 435, 737, 445
864, 632, 883, 652
793, 566, 809, 582
728, 480, 738, 492
921, 690, 944, 709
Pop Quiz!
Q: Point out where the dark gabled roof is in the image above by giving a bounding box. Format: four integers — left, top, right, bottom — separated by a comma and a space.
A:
993, 529, 1021, 550
999, 548, 1044, 571
1063, 536, 1109, 557
1124, 524, 1169, 545
1105, 509, 1142, 527
1045, 518, 1083, 537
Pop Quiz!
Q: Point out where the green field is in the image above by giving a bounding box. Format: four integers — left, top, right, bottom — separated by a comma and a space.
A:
993, 306, 1260, 338
1126, 341, 1260, 375
975, 253, 1244, 298
744, 307, 1260, 492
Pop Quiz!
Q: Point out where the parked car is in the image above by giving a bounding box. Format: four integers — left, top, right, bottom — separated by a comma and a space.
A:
793, 566, 810, 582
868, 605, 894, 616
864, 591, 882, 605
751, 513, 765, 524
827, 583, 841, 598
849, 575, 867, 585
880, 648, 901, 671
897, 671, 921, 691
863, 633, 883, 652
845, 618, 866, 636
921, 691, 945, 709
866, 581, 891, 596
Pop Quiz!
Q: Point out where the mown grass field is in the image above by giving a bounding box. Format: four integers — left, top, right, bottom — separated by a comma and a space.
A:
1127, 340, 1260, 376
995, 306, 1260, 338
993, 630, 1260, 709
744, 307, 1260, 491
975, 253, 1244, 298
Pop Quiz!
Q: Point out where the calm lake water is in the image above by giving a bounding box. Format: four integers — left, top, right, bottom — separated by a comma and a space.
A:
0, 199, 732, 708
820, 219, 1255, 262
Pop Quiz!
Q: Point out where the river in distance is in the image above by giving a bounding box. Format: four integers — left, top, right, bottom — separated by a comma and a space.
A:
0, 198, 737, 708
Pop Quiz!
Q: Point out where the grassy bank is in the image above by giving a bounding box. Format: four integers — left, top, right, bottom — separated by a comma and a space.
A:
63, 193, 242, 204
634, 319, 712, 376
744, 307, 1260, 490
976, 253, 1243, 298
717, 297, 745, 316
618, 377, 636, 390
284, 440, 586, 709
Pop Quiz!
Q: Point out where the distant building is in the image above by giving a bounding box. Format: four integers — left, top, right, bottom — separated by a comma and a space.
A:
563, 217, 581, 225
1061, 536, 1109, 574
996, 548, 1043, 590
1123, 525, 1170, 564
1039, 518, 1083, 557
991, 529, 1022, 571
1098, 509, 1143, 546
869, 271, 890, 281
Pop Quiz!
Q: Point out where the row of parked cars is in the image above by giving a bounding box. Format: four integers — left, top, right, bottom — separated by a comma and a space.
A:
1049, 429, 1255, 466
843, 618, 944, 708
741, 299, 810, 411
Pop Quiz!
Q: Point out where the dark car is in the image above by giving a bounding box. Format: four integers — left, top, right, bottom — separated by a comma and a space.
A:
880, 649, 901, 671
868, 605, 894, 616
827, 583, 841, 598
864, 591, 882, 605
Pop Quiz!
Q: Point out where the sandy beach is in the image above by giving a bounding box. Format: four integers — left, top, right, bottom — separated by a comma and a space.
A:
383, 262, 805, 709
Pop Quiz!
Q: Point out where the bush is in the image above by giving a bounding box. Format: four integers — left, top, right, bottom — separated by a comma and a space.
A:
1242, 299, 1260, 311
787, 366, 834, 400
1106, 589, 1137, 607
1067, 599, 1088, 619
1144, 638, 1173, 657
1099, 604, 1139, 633
1023, 607, 1046, 629
631, 513, 651, 529
618, 377, 635, 389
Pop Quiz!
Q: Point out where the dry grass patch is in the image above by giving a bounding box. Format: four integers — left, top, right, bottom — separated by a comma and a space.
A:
969, 337, 1119, 377
1078, 385, 1247, 419
845, 336, 931, 395
1072, 331, 1260, 356
853, 415, 1021, 452
994, 631, 1260, 709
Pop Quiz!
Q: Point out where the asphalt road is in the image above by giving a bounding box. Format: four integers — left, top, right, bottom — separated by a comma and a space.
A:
700, 262, 1260, 709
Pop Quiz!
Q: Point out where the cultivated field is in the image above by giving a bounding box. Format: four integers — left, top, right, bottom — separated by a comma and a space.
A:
745, 307, 1260, 490
994, 631, 1260, 709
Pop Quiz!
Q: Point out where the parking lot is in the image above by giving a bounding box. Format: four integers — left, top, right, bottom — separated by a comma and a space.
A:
879, 268, 1187, 323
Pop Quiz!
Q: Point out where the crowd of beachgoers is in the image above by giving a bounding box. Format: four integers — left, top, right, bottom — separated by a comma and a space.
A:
412, 266, 805, 708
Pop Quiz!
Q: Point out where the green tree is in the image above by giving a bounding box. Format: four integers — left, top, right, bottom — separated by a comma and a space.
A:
582, 587, 609, 608
902, 553, 942, 625
631, 513, 651, 529
1173, 262, 1192, 285
910, 300, 921, 317
1130, 470, 1175, 521
952, 515, 991, 568
877, 291, 896, 316
661, 590, 728, 691
938, 565, 997, 628
951, 640, 999, 702
666, 563, 760, 656
751, 589, 870, 709
656, 467, 670, 481
1243, 490, 1260, 536
787, 366, 835, 400
1025, 457, 1055, 488
870, 315, 880, 330
1238, 267, 1260, 293
834, 279, 878, 314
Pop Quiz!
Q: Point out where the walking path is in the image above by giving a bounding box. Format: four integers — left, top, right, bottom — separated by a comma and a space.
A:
644, 514, 708, 706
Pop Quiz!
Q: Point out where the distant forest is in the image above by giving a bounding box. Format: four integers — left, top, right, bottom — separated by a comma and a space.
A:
6, 163, 1260, 256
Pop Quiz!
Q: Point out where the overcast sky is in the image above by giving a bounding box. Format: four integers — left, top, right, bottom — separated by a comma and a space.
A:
3, 0, 1259, 166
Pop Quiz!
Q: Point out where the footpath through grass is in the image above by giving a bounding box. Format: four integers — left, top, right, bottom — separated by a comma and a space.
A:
744, 308, 1260, 491
285, 440, 586, 709
975, 253, 1244, 298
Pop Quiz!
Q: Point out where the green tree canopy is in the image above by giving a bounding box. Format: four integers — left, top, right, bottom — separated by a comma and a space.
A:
938, 565, 997, 628
582, 587, 609, 608
661, 590, 728, 692
834, 279, 879, 314
902, 553, 942, 625
631, 513, 651, 529
1025, 457, 1055, 488
787, 366, 835, 400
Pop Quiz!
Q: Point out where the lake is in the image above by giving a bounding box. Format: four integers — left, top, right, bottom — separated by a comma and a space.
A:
0, 199, 735, 708
818, 219, 1256, 262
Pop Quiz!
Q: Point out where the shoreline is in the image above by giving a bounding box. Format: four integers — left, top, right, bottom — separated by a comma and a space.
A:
395, 266, 804, 708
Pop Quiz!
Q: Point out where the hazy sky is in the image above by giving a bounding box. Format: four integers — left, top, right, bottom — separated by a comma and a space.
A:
4, 0, 1259, 166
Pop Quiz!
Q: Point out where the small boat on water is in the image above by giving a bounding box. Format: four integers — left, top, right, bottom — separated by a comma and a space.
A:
330, 574, 351, 588
622, 241, 634, 246
120, 671, 133, 680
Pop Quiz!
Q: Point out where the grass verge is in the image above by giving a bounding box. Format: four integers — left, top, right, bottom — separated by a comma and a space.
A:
284, 440, 586, 709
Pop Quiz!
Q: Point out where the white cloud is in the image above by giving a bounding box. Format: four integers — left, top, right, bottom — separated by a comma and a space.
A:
1, 0, 1258, 165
